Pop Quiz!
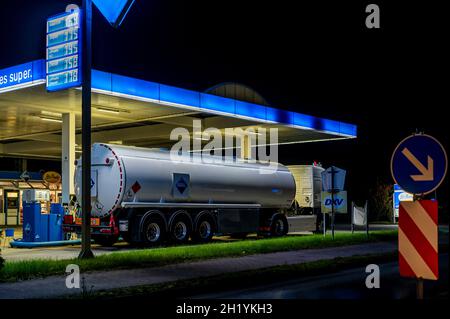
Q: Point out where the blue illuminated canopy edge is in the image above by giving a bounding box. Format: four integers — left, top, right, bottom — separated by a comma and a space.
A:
0, 60, 45, 92
0, 60, 357, 138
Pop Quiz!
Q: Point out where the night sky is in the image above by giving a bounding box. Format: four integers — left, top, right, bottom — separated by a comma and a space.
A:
0, 1, 448, 213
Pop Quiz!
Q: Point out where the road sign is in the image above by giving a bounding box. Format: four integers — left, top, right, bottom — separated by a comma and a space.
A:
46, 9, 82, 91
393, 184, 414, 218
321, 166, 346, 192
321, 191, 348, 214
398, 200, 438, 280
391, 134, 447, 195
92, 0, 136, 28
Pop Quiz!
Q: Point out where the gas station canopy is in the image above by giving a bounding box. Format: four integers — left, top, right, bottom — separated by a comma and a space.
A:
0, 59, 357, 159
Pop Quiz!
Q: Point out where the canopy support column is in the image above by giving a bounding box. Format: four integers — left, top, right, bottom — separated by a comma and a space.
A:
61, 112, 75, 205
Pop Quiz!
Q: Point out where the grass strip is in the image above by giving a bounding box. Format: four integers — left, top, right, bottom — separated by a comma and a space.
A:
0, 230, 397, 283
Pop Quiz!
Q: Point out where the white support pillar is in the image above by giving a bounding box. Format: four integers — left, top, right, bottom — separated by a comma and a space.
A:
240, 134, 252, 160
62, 113, 75, 205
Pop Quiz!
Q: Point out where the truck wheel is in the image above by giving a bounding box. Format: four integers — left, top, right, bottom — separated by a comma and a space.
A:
192, 214, 215, 243
142, 215, 166, 246
169, 213, 192, 244
270, 214, 288, 237
94, 236, 118, 247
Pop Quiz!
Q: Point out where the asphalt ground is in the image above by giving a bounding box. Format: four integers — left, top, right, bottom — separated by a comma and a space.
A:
189, 254, 448, 299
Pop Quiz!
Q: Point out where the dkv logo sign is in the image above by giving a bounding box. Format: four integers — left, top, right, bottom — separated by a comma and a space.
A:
324, 198, 345, 206
321, 191, 348, 214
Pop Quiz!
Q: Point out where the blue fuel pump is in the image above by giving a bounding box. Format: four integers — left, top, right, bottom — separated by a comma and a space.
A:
22, 201, 64, 242
22, 202, 42, 242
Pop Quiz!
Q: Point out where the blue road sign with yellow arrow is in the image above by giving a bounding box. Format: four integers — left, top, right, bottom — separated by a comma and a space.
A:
391, 134, 447, 195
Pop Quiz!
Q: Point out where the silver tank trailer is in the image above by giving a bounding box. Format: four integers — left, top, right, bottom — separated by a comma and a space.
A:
75, 143, 296, 218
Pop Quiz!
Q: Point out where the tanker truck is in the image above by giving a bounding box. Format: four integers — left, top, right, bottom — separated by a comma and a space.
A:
63, 143, 296, 246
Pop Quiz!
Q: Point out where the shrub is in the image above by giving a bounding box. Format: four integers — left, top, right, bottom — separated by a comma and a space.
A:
369, 178, 393, 222
0, 250, 4, 271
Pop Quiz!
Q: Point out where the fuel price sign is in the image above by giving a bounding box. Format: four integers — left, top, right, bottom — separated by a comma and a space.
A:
46, 9, 82, 91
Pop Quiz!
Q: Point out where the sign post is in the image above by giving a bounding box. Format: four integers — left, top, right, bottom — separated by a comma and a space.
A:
79, 0, 94, 259
45, 2, 135, 259
391, 133, 447, 299
417, 278, 424, 300
323, 210, 326, 236
331, 167, 335, 239
78, 0, 135, 259
321, 166, 346, 239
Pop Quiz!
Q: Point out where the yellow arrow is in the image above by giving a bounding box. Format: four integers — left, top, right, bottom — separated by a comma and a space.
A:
401, 147, 434, 181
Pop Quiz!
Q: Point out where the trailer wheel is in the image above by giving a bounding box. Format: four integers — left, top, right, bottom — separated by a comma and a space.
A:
142, 215, 166, 246
270, 214, 288, 237
169, 213, 192, 244
192, 213, 215, 243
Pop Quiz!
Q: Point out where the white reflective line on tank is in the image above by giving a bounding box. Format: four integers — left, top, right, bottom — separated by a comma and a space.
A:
121, 202, 261, 209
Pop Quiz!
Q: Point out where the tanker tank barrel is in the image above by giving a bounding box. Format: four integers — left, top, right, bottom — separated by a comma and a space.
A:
74, 143, 296, 218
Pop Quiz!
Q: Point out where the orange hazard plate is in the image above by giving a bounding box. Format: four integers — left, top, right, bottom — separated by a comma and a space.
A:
74, 218, 100, 226
90, 218, 100, 226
